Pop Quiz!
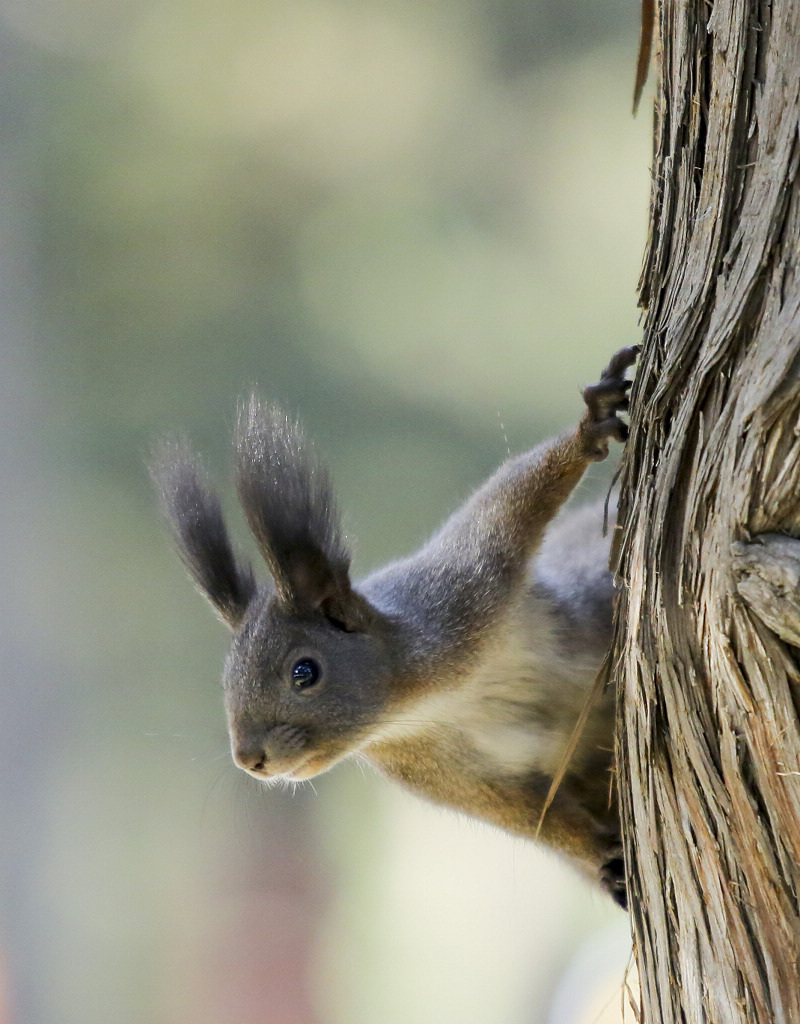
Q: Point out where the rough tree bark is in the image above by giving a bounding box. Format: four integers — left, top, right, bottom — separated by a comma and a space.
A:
612, 1, 800, 1021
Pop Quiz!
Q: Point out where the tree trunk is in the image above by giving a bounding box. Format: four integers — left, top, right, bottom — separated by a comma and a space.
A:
613, 1, 800, 1021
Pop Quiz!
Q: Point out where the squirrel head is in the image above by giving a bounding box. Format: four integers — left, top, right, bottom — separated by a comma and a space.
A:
152, 399, 396, 780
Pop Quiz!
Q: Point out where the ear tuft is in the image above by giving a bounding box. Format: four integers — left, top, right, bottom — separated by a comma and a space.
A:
150, 438, 256, 629
234, 399, 362, 623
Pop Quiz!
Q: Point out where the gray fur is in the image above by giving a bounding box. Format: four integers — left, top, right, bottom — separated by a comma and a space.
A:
234, 399, 367, 627
151, 439, 256, 627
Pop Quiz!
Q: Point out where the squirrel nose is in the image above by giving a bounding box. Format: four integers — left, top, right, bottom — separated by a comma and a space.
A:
233, 740, 268, 773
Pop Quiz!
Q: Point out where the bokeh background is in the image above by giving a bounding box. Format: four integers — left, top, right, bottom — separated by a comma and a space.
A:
0, 0, 651, 1021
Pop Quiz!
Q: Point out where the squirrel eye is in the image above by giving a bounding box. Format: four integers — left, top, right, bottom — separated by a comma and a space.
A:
291, 657, 322, 691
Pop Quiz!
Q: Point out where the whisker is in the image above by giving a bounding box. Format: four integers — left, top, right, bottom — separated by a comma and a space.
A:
197, 767, 230, 834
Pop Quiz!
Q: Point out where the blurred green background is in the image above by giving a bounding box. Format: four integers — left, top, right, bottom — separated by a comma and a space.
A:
0, 0, 650, 1021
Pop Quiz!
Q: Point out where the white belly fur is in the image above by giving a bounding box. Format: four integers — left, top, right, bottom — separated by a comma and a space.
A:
372, 590, 608, 779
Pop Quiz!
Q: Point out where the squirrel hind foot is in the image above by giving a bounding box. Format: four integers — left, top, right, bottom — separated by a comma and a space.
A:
599, 853, 628, 910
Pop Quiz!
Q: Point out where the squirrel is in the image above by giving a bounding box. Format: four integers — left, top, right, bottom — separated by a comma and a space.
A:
152, 346, 638, 908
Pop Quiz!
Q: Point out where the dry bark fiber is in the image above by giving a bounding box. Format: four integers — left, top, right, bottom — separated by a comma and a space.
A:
613, 0, 800, 1021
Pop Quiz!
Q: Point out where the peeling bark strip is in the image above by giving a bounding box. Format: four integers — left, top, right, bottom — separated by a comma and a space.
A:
613, 1, 800, 1021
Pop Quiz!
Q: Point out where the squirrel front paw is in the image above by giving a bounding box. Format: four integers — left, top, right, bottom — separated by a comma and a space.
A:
580, 346, 639, 461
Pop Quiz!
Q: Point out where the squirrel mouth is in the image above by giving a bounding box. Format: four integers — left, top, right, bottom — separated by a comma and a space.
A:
282, 757, 326, 780
236, 751, 315, 782
280, 750, 347, 780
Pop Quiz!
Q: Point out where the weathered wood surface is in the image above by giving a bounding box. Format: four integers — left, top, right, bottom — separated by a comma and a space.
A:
613, 0, 800, 1020
732, 535, 800, 647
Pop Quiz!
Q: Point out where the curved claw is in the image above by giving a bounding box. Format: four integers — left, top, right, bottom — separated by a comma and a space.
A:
601, 345, 640, 380
580, 346, 639, 459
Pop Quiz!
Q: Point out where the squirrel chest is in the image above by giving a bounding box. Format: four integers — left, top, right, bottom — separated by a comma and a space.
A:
364, 585, 614, 812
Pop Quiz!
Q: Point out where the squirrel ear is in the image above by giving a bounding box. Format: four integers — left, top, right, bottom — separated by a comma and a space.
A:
151, 439, 256, 629
283, 546, 374, 631
234, 399, 371, 630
